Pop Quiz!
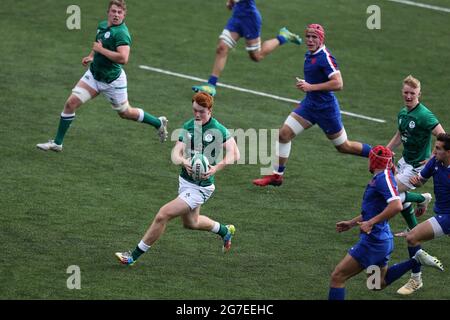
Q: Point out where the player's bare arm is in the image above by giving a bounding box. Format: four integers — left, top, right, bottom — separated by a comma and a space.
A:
203, 138, 240, 179
82, 51, 94, 66
410, 175, 425, 187
386, 131, 402, 153
336, 215, 362, 233
432, 124, 445, 137
171, 141, 193, 175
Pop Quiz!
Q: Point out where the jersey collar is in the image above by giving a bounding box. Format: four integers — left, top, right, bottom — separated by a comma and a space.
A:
310, 45, 326, 56
406, 102, 421, 113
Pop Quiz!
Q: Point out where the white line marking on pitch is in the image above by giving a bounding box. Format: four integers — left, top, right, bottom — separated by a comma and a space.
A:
139, 65, 386, 123
386, 0, 450, 13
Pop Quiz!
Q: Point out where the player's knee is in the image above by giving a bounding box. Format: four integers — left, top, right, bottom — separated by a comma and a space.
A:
332, 130, 349, 153
279, 132, 291, 143
70, 86, 91, 109
330, 268, 346, 285
246, 40, 261, 61
64, 98, 79, 112
117, 110, 131, 119
406, 233, 418, 247
335, 143, 349, 153
155, 209, 171, 224
279, 127, 294, 143
248, 51, 262, 62
218, 30, 236, 51
153, 214, 166, 225
216, 42, 229, 56
113, 102, 134, 119
182, 221, 196, 230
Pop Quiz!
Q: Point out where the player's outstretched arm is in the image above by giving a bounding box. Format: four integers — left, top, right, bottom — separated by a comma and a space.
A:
336, 215, 362, 233
82, 50, 94, 66
386, 131, 402, 151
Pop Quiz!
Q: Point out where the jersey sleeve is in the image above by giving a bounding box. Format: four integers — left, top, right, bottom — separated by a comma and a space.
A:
423, 110, 439, 131
376, 171, 400, 203
178, 122, 190, 143
115, 30, 132, 47
320, 50, 339, 78
218, 123, 231, 143
419, 156, 437, 180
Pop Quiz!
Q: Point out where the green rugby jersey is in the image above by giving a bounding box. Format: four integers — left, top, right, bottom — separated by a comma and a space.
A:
178, 118, 231, 187
90, 20, 131, 83
397, 103, 439, 167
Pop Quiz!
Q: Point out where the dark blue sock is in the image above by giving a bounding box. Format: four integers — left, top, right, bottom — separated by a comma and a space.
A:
385, 259, 419, 286
277, 165, 285, 174
208, 76, 218, 86
408, 245, 422, 273
276, 35, 287, 45
360, 143, 372, 157
328, 287, 345, 300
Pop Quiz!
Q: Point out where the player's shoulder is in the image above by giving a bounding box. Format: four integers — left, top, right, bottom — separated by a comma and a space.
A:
374, 170, 394, 184
119, 22, 130, 32
98, 20, 108, 29
209, 117, 229, 131
321, 46, 336, 57
426, 155, 438, 167
398, 106, 408, 115
416, 103, 436, 116
183, 118, 195, 129
317, 46, 338, 63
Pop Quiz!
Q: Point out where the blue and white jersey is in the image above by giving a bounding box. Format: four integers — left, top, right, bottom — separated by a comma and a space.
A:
360, 170, 400, 241
303, 46, 340, 104
419, 156, 450, 215
233, 0, 258, 17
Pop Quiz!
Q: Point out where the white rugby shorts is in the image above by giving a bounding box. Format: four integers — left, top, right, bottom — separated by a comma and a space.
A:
178, 176, 215, 210
80, 69, 128, 108
396, 157, 424, 190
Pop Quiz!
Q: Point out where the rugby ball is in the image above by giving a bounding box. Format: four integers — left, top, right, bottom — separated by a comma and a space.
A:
191, 153, 209, 181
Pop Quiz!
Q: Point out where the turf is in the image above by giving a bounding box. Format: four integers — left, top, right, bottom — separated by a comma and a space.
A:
1, 0, 449, 300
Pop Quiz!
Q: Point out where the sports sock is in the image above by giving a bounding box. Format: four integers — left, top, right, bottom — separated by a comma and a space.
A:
142, 112, 162, 128
408, 245, 422, 274
405, 192, 426, 204
360, 143, 372, 157
276, 35, 287, 45
411, 272, 422, 281
401, 205, 418, 229
328, 287, 345, 300
276, 165, 285, 174
131, 240, 150, 261
54, 112, 75, 145
208, 76, 218, 86
216, 224, 228, 238
385, 259, 419, 285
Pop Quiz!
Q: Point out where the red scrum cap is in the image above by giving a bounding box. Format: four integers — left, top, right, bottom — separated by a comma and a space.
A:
369, 146, 394, 174
306, 24, 325, 44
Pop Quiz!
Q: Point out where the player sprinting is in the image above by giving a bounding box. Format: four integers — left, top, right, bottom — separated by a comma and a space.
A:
328, 146, 443, 300
115, 92, 240, 265
192, 0, 302, 97
253, 24, 372, 187
394, 134, 450, 294
37, 0, 168, 152
386, 75, 445, 295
